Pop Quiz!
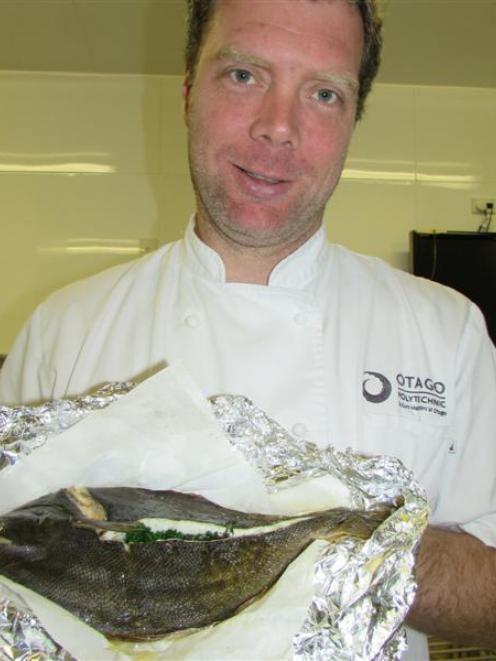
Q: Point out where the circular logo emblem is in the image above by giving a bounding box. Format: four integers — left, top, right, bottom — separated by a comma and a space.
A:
362, 371, 392, 403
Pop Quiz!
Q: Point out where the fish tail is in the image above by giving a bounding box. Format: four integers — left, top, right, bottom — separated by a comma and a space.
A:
313, 508, 389, 543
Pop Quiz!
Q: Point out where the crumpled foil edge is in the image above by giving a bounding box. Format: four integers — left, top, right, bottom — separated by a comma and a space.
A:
0, 383, 132, 471
0, 581, 75, 661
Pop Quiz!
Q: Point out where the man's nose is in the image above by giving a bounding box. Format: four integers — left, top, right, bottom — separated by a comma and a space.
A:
249, 87, 299, 149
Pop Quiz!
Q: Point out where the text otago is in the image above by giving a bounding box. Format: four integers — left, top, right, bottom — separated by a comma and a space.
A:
396, 373, 447, 417
396, 374, 446, 395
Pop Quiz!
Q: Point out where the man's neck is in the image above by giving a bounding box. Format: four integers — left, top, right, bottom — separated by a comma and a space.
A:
194, 218, 320, 285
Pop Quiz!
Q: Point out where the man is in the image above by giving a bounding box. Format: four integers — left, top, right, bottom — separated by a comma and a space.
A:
1, 0, 495, 657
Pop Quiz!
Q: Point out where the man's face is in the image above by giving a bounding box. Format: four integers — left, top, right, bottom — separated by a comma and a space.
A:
184, 0, 364, 250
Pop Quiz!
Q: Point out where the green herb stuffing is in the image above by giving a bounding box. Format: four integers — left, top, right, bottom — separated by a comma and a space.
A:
125, 522, 236, 544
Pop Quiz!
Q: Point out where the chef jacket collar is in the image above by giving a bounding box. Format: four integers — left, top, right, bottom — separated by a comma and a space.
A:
183, 216, 329, 289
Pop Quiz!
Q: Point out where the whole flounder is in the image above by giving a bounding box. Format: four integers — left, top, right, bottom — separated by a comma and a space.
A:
0, 487, 390, 640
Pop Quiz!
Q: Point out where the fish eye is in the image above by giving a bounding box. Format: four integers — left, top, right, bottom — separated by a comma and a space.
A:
229, 68, 254, 85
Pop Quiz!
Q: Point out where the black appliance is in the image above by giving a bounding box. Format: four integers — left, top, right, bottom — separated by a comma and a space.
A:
410, 231, 496, 346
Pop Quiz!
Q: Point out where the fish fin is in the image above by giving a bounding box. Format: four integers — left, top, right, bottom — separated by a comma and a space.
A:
65, 487, 108, 522
73, 519, 143, 533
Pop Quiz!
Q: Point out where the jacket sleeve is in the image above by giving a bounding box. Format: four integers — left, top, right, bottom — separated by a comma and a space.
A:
435, 302, 496, 547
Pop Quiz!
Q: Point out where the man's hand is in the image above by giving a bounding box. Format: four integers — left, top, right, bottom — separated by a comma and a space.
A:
407, 526, 496, 649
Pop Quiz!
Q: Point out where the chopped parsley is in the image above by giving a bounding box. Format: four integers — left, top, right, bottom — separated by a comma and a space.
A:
124, 521, 236, 544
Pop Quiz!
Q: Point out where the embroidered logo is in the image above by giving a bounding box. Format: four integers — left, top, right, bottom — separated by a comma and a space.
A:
362, 371, 392, 403
362, 370, 448, 417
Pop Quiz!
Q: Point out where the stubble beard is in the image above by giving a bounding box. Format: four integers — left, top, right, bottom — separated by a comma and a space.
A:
188, 145, 339, 252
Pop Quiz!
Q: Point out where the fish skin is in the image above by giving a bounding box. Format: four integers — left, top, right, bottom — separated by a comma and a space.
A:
0, 488, 390, 640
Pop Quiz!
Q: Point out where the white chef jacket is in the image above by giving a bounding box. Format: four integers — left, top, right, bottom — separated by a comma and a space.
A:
1, 220, 496, 660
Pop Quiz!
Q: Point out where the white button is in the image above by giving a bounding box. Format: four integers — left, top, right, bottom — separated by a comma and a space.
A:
292, 423, 308, 438
293, 312, 307, 326
184, 314, 199, 328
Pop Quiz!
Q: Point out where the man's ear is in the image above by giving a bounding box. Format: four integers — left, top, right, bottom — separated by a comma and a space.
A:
182, 74, 192, 121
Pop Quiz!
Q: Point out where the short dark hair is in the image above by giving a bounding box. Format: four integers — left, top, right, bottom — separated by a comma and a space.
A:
184, 0, 383, 120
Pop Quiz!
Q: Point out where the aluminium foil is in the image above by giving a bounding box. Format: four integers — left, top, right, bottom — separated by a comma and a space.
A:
0, 383, 429, 660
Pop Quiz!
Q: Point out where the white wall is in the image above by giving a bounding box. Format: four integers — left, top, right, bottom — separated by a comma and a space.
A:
1, 71, 495, 353
326, 84, 496, 269
0, 72, 193, 354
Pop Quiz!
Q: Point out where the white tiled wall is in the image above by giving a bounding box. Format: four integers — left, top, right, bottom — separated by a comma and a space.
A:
1, 71, 495, 353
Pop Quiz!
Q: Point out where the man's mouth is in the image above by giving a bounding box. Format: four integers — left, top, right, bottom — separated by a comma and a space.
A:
236, 165, 288, 185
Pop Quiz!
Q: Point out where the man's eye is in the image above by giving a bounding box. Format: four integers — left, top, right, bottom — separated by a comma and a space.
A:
229, 69, 254, 85
314, 88, 338, 104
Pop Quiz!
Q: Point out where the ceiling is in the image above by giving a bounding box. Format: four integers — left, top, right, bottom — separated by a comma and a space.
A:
0, 0, 495, 89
